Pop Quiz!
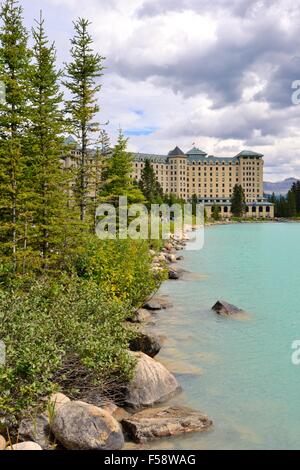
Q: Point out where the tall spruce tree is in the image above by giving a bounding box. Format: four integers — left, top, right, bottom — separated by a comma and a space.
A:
64, 18, 104, 221
286, 189, 296, 217
99, 129, 110, 156
100, 130, 144, 205
25, 12, 71, 271
231, 184, 246, 217
139, 159, 163, 205
0, 0, 31, 273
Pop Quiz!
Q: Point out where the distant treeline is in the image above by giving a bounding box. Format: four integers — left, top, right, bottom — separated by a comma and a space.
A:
267, 181, 300, 218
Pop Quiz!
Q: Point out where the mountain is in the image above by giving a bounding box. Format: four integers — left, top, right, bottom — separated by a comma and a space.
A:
263, 178, 299, 195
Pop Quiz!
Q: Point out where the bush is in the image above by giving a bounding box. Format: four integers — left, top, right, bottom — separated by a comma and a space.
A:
74, 237, 163, 307
0, 277, 136, 427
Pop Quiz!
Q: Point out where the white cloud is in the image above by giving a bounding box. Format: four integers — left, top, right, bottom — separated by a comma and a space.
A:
21, 0, 300, 179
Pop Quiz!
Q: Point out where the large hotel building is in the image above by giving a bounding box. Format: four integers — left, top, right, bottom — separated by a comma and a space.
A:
132, 146, 274, 219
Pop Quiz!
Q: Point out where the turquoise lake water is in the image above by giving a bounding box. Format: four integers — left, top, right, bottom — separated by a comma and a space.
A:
147, 222, 300, 450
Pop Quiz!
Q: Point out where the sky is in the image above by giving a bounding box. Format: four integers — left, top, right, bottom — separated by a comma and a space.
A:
18, 0, 300, 181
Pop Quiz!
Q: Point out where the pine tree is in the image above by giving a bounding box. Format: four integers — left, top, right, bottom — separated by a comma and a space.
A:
99, 129, 111, 156
139, 159, 163, 205
100, 130, 144, 205
212, 203, 220, 221
0, 0, 31, 273
191, 193, 198, 217
287, 189, 296, 217
25, 12, 72, 271
231, 184, 246, 217
290, 181, 300, 214
64, 18, 104, 221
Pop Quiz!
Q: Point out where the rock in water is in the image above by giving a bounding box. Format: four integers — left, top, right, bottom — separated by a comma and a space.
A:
129, 309, 154, 324
129, 333, 161, 358
18, 414, 52, 450
6, 442, 42, 450
122, 406, 213, 443
212, 300, 244, 316
143, 301, 162, 311
168, 268, 184, 280
50, 401, 124, 450
124, 352, 181, 409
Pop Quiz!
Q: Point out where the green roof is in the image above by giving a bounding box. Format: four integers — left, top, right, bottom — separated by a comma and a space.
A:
168, 146, 185, 157
235, 150, 263, 157
186, 147, 207, 156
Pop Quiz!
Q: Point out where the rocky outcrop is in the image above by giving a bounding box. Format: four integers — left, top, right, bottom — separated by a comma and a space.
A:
124, 352, 181, 409
6, 442, 42, 450
143, 301, 162, 311
168, 267, 184, 280
129, 332, 161, 358
102, 402, 130, 422
122, 405, 213, 443
0, 435, 6, 450
50, 401, 124, 450
49, 392, 71, 411
212, 300, 245, 316
144, 295, 173, 310
129, 309, 154, 324
18, 413, 52, 450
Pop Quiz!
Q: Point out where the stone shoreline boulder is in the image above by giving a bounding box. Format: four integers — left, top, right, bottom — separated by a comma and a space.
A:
122, 405, 213, 443
50, 401, 124, 450
124, 352, 181, 410
6, 442, 42, 450
18, 413, 52, 450
212, 300, 245, 316
143, 301, 162, 311
0, 435, 6, 450
168, 267, 185, 280
129, 309, 154, 324
129, 332, 161, 358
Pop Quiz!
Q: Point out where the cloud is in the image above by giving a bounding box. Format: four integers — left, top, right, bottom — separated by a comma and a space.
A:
18, 0, 300, 179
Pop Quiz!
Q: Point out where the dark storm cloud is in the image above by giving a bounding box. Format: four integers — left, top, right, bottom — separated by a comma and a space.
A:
110, 7, 299, 109
137, 0, 263, 19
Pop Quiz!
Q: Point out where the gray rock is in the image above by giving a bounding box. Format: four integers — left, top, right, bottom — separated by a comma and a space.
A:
143, 301, 162, 311
212, 300, 245, 316
6, 442, 42, 450
0, 435, 6, 450
50, 401, 124, 450
18, 414, 53, 450
49, 392, 70, 412
168, 268, 184, 280
152, 295, 173, 309
124, 352, 181, 409
166, 254, 177, 263
129, 333, 161, 358
129, 309, 154, 324
122, 405, 213, 443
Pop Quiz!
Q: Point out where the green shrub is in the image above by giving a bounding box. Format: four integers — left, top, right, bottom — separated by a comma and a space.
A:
74, 236, 163, 307
0, 277, 136, 426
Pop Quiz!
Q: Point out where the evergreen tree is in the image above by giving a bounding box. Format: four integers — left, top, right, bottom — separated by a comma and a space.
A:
231, 184, 246, 217
0, 0, 31, 273
139, 159, 163, 205
191, 193, 198, 217
290, 181, 300, 214
212, 203, 220, 221
64, 18, 104, 221
25, 12, 72, 271
99, 129, 110, 156
286, 189, 296, 217
100, 130, 144, 205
